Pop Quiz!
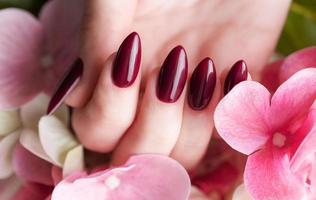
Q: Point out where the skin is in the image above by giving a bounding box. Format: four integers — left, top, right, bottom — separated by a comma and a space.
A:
65, 0, 291, 172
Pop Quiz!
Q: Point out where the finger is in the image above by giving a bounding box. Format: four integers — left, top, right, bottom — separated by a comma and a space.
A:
73, 32, 142, 152
65, 0, 138, 107
170, 58, 221, 170
112, 46, 188, 165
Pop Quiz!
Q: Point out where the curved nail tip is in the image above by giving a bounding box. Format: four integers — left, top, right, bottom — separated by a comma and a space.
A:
46, 58, 83, 115
112, 32, 142, 88
189, 57, 216, 110
157, 46, 188, 103
224, 60, 248, 95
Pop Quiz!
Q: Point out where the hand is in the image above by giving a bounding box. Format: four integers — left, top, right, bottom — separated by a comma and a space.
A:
55, 0, 290, 170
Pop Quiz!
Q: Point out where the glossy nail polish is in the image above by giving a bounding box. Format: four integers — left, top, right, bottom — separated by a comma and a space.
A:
189, 58, 216, 110
157, 46, 188, 103
112, 32, 141, 87
224, 60, 247, 95
47, 58, 83, 115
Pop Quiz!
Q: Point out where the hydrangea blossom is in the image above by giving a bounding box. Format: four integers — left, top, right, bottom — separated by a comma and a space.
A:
52, 155, 191, 200
0, 0, 82, 109
214, 68, 316, 199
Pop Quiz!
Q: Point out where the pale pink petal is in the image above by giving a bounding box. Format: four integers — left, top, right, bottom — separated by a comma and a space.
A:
39, 116, 79, 166
214, 81, 271, 155
0, 130, 20, 179
270, 68, 316, 132
0, 110, 21, 136
0, 9, 44, 109
10, 183, 53, 200
280, 46, 316, 82
13, 143, 53, 186
260, 59, 284, 93
244, 146, 304, 200
52, 155, 191, 200
39, 0, 83, 93
0, 176, 21, 200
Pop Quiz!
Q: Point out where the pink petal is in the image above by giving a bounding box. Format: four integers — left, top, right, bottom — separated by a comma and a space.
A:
214, 81, 271, 155
270, 68, 316, 132
12, 143, 53, 186
287, 109, 316, 160
280, 46, 316, 82
260, 59, 284, 93
0, 9, 43, 109
0, 176, 21, 200
290, 110, 316, 172
51, 166, 63, 186
52, 155, 191, 200
192, 161, 238, 196
10, 182, 53, 200
244, 145, 304, 200
39, 0, 83, 93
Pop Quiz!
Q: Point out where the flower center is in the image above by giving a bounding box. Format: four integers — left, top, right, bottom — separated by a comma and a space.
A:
41, 54, 53, 69
272, 132, 286, 148
104, 175, 120, 190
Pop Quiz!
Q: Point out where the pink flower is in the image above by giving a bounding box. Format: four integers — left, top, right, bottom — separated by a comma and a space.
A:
214, 67, 316, 199
260, 46, 316, 93
0, 0, 83, 109
52, 154, 191, 200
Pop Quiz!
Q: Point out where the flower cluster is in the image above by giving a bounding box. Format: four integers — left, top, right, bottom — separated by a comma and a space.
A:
0, 0, 315, 199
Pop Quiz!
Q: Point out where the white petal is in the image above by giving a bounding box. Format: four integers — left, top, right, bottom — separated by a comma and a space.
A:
63, 145, 84, 177
39, 116, 78, 166
19, 128, 52, 163
232, 184, 253, 200
0, 131, 20, 179
0, 110, 21, 136
20, 93, 69, 131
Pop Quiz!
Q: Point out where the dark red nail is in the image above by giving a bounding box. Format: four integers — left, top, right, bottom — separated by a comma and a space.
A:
189, 58, 216, 110
224, 60, 248, 95
47, 58, 83, 115
157, 46, 188, 103
112, 32, 141, 87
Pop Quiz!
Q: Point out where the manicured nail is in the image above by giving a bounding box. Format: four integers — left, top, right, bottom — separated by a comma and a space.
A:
189, 58, 216, 110
157, 46, 188, 103
47, 58, 83, 115
112, 32, 141, 87
223, 60, 247, 95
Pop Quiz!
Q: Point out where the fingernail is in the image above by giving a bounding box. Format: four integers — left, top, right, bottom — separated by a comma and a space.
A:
224, 60, 247, 95
189, 58, 216, 110
157, 46, 188, 103
112, 32, 141, 87
47, 58, 83, 115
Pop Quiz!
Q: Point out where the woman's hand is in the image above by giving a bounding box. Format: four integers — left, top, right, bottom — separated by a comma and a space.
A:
55, 0, 290, 170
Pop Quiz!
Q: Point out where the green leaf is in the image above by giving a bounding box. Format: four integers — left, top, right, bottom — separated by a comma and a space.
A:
277, 0, 316, 55
0, 0, 46, 15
